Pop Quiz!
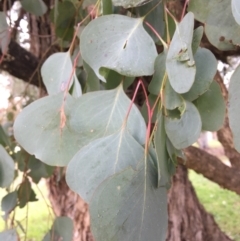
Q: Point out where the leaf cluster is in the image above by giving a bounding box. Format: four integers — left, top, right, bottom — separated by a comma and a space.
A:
1, 0, 240, 240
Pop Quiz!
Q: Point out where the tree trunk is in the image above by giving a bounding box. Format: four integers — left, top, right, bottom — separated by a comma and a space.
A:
47, 165, 232, 241
47, 170, 94, 241
167, 165, 231, 241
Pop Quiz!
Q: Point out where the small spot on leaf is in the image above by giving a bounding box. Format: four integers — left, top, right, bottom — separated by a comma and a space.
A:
123, 40, 128, 49
219, 36, 225, 41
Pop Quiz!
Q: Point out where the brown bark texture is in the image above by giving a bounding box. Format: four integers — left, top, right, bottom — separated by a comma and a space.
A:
166, 165, 232, 241
48, 171, 94, 241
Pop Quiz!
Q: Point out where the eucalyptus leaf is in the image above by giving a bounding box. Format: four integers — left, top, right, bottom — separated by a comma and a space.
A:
70, 84, 146, 145
148, 50, 167, 95
102, 0, 113, 15
72, 77, 82, 98
192, 26, 203, 55
102, 68, 134, 90
0, 124, 11, 149
163, 78, 182, 110
17, 178, 31, 208
135, 0, 165, 42
21, 0, 47, 16
52, 1, 76, 40
166, 12, 196, 94
1, 191, 17, 220
182, 48, 217, 101
43, 217, 73, 241
194, 81, 225, 131
165, 101, 202, 149
232, 0, 240, 25
228, 65, 240, 151
66, 128, 145, 202
155, 112, 170, 187
189, 0, 240, 50
90, 159, 167, 241
28, 157, 54, 183
112, 0, 153, 8
41, 52, 81, 96
0, 229, 18, 241
165, 138, 177, 176
0, 145, 14, 188
14, 93, 82, 166
83, 61, 100, 92
80, 15, 157, 82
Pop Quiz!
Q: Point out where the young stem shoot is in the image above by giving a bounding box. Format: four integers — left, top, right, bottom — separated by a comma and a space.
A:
124, 79, 153, 155
144, 21, 168, 49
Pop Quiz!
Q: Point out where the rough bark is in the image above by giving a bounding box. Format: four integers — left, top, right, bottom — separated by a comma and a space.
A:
167, 165, 232, 241
47, 165, 232, 241
48, 171, 94, 241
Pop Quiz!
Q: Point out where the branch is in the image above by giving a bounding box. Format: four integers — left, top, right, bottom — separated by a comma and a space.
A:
181, 146, 240, 195
0, 40, 45, 89
0, 0, 16, 11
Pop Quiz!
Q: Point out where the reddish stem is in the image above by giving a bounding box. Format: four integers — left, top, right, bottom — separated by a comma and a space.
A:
0, 29, 11, 65
63, 51, 81, 100
144, 21, 168, 49
125, 79, 153, 151
181, 0, 189, 21
165, 7, 177, 23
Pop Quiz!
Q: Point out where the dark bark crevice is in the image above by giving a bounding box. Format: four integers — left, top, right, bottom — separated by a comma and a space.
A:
0, 40, 45, 88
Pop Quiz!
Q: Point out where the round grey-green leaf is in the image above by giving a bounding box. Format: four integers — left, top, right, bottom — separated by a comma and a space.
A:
194, 81, 225, 131
192, 26, 203, 55
80, 14, 157, 82
163, 78, 182, 110
189, 0, 240, 50
21, 0, 47, 16
154, 112, 170, 187
66, 129, 145, 203
41, 52, 80, 95
166, 12, 196, 94
148, 50, 167, 95
232, 0, 240, 25
90, 161, 168, 241
0, 145, 14, 188
43, 217, 73, 241
112, 0, 152, 8
69, 84, 146, 145
165, 101, 202, 149
1, 191, 17, 220
135, 0, 165, 42
182, 48, 217, 101
0, 229, 18, 241
13, 93, 82, 166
